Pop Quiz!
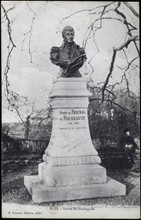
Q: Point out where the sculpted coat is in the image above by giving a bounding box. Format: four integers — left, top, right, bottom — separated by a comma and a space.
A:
50, 26, 87, 77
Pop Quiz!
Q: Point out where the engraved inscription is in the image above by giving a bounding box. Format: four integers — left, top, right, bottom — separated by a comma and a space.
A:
57, 109, 87, 130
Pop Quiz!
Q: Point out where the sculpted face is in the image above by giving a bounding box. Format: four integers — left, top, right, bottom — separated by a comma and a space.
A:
62, 27, 74, 43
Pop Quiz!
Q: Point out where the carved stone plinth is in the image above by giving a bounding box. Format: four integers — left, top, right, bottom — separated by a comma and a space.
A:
24, 77, 126, 203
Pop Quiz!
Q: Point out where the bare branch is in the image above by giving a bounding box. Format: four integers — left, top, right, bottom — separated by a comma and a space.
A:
28, 13, 36, 63
1, 4, 17, 107
21, 30, 30, 51
87, 56, 95, 75
115, 36, 138, 51
115, 2, 132, 36
58, 2, 115, 31
89, 97, 135, 113
1, 4, 16, 48
21, 1, 37, 63
123, 2, 139, 18
13, 106, 26, 125
105, 89, 116, 101
102, 50, 116, 101
114, 2, 139, 55
2, 2, 34, 125
101, 35, 139, 101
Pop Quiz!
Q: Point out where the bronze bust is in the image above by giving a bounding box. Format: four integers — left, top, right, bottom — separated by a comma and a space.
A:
50, 26, 87, 77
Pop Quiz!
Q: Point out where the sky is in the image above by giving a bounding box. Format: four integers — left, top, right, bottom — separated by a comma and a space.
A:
2, 1, 139, 123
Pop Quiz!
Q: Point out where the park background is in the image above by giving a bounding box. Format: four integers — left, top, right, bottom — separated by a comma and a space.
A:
2, 1, 140, 218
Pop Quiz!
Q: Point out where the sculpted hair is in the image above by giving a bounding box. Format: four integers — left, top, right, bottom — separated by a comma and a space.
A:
62, 26, 75, 38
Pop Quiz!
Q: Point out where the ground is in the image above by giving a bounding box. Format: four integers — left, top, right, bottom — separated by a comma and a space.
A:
2, 157, 140, 207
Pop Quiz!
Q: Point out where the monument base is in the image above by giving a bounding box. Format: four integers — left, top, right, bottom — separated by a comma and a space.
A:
24, 175, 126, 203
24, 78, 126, 203
38, 162, 107, 186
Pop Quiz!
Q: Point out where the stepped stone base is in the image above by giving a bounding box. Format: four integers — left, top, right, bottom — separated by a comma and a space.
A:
24, 175, 126, 203
38, 162, 106, 186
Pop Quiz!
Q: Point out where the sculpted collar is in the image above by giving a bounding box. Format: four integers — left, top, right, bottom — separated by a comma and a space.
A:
61, 41, 76, 49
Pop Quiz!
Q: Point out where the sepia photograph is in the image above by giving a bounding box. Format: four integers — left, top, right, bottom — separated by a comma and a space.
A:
2, 1, 140, 219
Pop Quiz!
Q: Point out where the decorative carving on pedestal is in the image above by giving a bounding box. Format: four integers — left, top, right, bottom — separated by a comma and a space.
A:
43, 154, 101, 166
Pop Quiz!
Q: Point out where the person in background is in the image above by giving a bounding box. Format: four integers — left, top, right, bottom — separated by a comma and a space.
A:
119, 128, 138, 166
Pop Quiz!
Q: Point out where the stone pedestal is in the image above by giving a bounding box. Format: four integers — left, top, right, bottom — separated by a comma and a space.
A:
24, 77, 126, 203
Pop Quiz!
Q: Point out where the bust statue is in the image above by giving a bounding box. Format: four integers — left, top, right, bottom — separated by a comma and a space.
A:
50, 26, 87, 77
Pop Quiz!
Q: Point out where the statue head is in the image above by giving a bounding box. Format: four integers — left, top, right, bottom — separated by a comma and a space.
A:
62, 26, 75, 43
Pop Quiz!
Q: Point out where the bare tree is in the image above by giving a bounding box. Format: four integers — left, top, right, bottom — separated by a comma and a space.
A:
2, 1, 52, 135
2, 2, 139, 129
58, 2, 139, 114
